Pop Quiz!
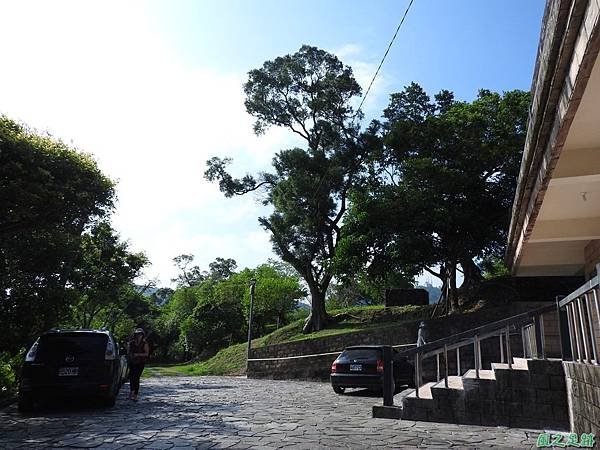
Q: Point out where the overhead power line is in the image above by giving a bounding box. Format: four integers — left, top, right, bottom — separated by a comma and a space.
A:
355, 0, 416, 115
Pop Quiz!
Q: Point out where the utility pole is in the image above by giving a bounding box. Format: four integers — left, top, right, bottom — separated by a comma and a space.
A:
246, 279, 257, 370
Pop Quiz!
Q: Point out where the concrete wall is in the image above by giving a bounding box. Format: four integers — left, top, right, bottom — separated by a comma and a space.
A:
248, 353, 338, 381
247, 303, 552, 381
584, 240, 600, 279
564, 361, 600, 435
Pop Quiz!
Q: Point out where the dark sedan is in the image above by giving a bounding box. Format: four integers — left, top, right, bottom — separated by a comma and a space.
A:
330, 345, 414, 394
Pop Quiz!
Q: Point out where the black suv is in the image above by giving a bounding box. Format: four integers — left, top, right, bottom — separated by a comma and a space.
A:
18, 329, 124, 412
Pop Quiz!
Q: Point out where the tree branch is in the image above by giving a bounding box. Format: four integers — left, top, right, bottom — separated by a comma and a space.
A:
422, 266, 443, 280
232, 180, 275, 196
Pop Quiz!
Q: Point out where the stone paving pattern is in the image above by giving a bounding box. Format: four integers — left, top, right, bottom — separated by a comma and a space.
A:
0, 376, 551, 449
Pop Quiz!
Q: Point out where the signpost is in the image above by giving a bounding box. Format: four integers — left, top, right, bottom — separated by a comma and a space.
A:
246, 279, 257, 370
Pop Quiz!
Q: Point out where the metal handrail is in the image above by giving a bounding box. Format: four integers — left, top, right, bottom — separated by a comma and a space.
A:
389, 303, 553, 399
395, 303, 555, 359
382, 266, 600, 404
557, 264, 600, 365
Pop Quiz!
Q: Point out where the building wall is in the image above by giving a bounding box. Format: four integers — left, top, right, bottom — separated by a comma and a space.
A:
564, 361, 600, 435
584, 240, 600, 278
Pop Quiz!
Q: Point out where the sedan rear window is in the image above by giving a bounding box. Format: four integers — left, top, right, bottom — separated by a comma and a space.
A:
37, 333, 108, 362
341, 348, 381, 360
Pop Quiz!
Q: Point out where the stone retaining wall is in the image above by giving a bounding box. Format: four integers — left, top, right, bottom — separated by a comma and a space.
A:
247, 353, 338, 381
248, 303, 555, 381
564, 361, 600, 435
251, 302, 549, 360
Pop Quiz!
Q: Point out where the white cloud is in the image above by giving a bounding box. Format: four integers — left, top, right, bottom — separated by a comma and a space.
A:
0, 1, 389, 286
332, 44, 390, 118
0, 0, 292, 285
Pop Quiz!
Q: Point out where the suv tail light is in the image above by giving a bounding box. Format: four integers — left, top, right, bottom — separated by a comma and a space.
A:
376, 359, 384, 373
25, 339, 40, 362
331, 362, 338, 373
105, 339, 117, 360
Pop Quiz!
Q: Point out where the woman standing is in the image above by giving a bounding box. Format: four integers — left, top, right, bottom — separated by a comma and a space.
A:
128, 328, 149, 401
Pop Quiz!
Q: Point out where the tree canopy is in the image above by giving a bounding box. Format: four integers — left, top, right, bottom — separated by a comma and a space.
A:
205, 45, 367, 332
337, 83, 530, 311
0, 116, 115, 353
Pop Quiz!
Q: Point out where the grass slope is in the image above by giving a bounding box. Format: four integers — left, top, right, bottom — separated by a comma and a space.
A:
148, 304, 430, 377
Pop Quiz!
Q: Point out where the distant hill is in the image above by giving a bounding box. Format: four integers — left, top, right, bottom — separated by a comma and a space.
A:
134, 285, 174, 306
417, 282, 442, 305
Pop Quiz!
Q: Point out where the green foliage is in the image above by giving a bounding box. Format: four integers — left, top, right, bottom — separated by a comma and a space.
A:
182, 291, 245, 355
482, 258, 511, 280
157, 258, 305, 361
205, 46, 368, 333
147, 304, 433, 377
327, 271, 414, 309
0, 350, 24, 400
0, 115, 115, 355
69, 221, 148, 328
172, 254, 207, 287
154, 286, 200, 361
337, 84, 530, 310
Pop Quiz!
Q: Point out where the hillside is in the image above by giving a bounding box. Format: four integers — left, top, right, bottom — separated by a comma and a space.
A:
147, 301, 544, 378
148, 304, 429, 376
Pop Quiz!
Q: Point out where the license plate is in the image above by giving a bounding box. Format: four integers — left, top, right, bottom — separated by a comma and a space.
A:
58, 367, 79, 376
350, 364, 362, 371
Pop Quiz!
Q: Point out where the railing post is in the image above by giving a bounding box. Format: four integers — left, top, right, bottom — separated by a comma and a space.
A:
382, 345, 394, 406
593, 287, 600, 337
534, 314, 545, 359
576, 297, 590, 363
474, 335, 480, 379
593, 287, 600, 362
436, 353, 440, 382
566, 303, 579, 361
500, 333, 505, 363
456, 347, 461, 376
444, 344, 448, 388
584, 292, 598, 364
506, 325, 512, 369
569, 303, 582, 362
414, 353, 420, 398
521, 326, 527, 358
556, 295, 571, 361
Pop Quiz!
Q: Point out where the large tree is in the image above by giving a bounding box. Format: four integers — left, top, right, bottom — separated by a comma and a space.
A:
69, 221, 148, 328
205, 45, 367, 332
0, 116, 115, 353
338, 84, 530, 312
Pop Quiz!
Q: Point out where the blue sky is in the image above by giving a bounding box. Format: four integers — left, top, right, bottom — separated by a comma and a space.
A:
0, 0, 545, 286
150, 0, 545, 106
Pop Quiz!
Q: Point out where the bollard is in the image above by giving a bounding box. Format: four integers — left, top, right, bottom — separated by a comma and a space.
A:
382, 345, 394, 407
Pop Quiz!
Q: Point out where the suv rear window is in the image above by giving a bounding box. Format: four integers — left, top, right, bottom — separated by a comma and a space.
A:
341, 348, 381, 360
36, 333, 108, 362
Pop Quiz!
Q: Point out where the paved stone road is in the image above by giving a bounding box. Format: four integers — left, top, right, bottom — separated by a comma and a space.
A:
0, 376, 550, 449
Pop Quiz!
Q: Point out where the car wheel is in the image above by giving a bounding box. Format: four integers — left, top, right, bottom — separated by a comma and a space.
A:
332, 385, 345, 395
18, 394, 34, 413
102, 393, 117, 407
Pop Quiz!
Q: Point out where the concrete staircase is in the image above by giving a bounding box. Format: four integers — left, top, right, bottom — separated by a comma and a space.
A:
398, 358, 569, 430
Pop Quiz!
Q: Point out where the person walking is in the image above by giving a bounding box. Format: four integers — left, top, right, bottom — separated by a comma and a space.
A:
416, 321, 428, 347
128, 328, 149, 401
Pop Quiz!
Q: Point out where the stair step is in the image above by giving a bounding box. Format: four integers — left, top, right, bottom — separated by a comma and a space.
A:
513, 357, 529, 368
406, 381, 436, 399
432, 375, 464, 390
491, 359, 529, 372
464, 369, 496, 380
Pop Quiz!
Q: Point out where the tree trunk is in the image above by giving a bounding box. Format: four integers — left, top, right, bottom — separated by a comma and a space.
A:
302, 284, 329, 333
448, 262, 459, 313
458, 257, 483, 305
